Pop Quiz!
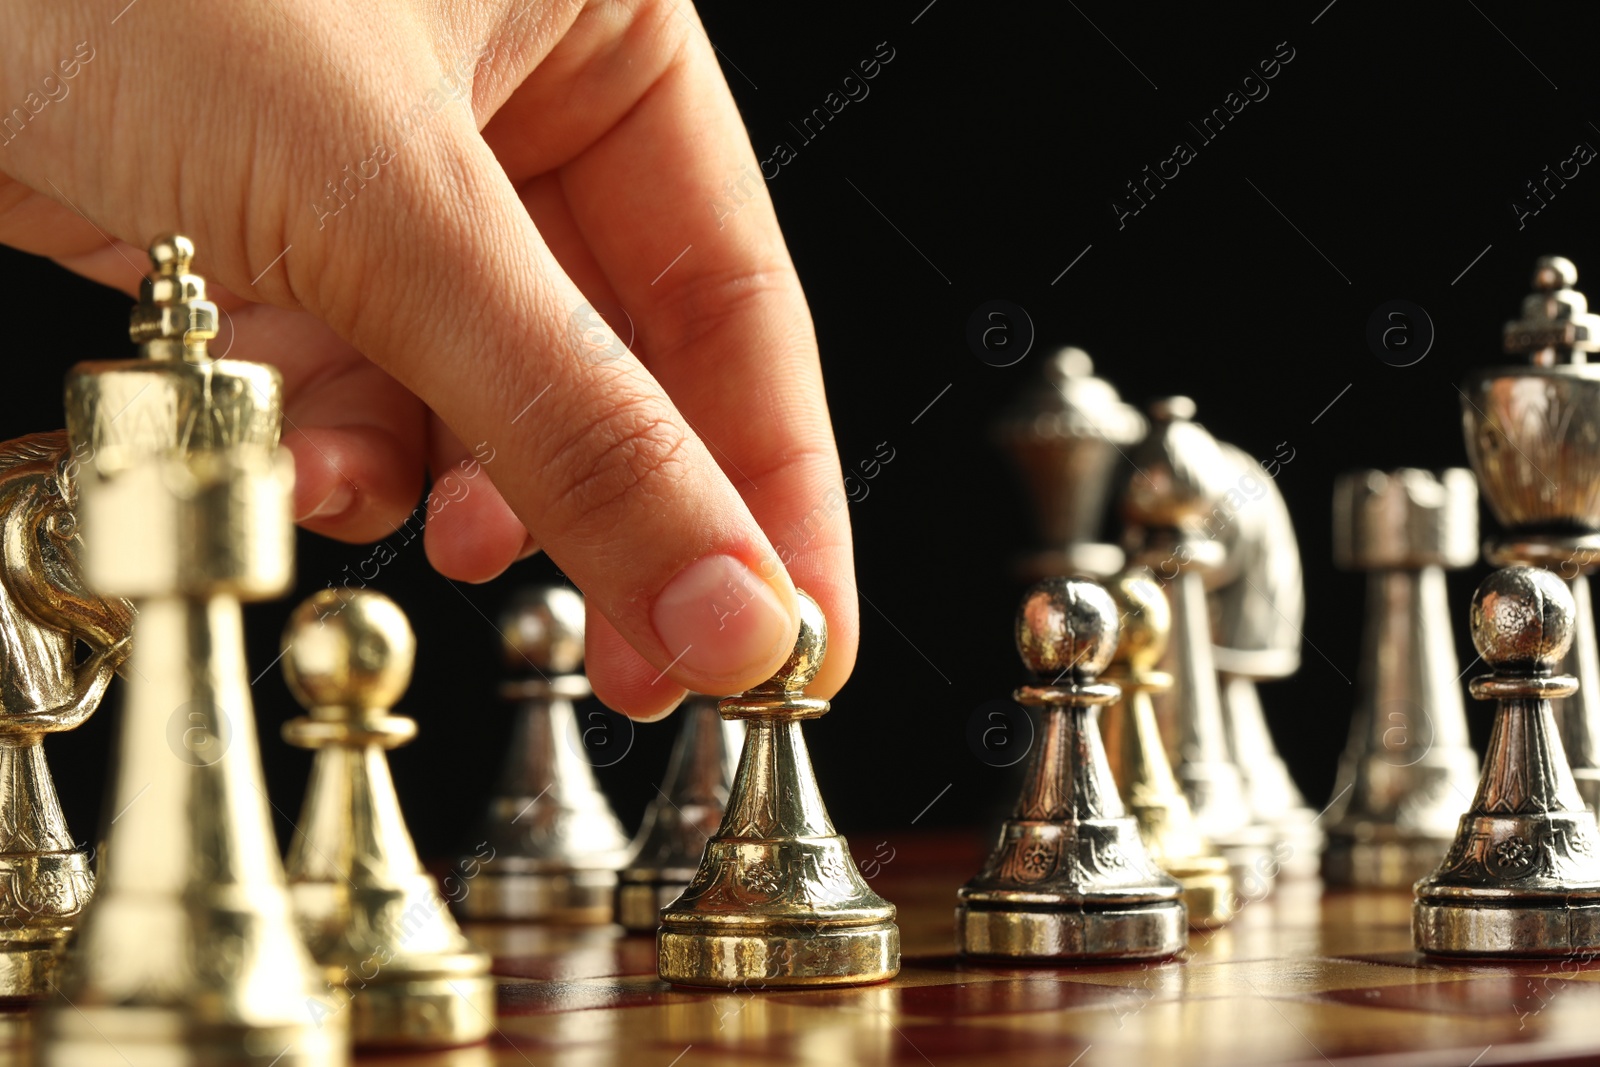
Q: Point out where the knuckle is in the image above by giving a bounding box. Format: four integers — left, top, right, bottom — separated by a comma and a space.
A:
544, 399, 693, 534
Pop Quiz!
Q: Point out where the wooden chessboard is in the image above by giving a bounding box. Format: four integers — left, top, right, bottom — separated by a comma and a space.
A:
403, 831, 1600, 1066
11, 833, 1600, 1066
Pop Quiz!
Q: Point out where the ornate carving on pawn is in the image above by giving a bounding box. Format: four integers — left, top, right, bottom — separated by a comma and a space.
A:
1120, 398, 1274, 896
1461, 256, 1600, 819
1208, 441, 1323, 879
616, 696, 743, 932
1414, 566, 1600, 956
658, 591, 900, 987
999, 347, 1146, 580
1100, 567, 1234, 929
0, 433, 132, 997
42, 237, 343, 1065
282, 590, 493, 1048
456, 586, 629, 923
958, 576, 1187, 959
1322, 470, 1482, 888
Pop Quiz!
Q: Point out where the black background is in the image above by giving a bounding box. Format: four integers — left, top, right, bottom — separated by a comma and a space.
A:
4, 0, 1600, 861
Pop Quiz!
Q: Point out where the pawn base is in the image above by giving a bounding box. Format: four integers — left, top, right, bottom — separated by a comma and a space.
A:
1165, 858, 1235, 930
615, 874, 693, 933
957, 900, 1186, 960
1414, 897, 1600, 957
349, 973, 495, 1049
1323, 833, 1451, 890
658, 920, 900, 988
1269, 813, 1326, 880
454, 867, 617, 923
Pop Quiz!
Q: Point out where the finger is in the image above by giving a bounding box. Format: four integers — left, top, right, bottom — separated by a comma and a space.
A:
422, 414, 533, 583
585, 604, 687, 722
538, 17, 860, 697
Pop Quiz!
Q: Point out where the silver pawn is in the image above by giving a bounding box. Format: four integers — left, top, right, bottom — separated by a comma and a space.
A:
455, 586, 629, 922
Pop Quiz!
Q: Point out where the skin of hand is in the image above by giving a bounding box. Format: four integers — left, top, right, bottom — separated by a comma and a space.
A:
0, 0, 860, 717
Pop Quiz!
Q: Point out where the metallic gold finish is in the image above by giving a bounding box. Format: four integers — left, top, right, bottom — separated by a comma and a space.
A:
1000, 347, 1145, 580
1463, 258, 1600, 819
658, 592, 900, 987
1211, 440, 1322, 879
0, 432, 132, 997
1102, 568, 1233, 928
616, 697, 743, 933
41, 237, 344, 1066
958, 577, 1186, 959
457, 586, 628, 922
1322, 470, 1483, 888
1122, 399, 1275, 897
282, 590, 493, 1049
1414, 566, 1600, 956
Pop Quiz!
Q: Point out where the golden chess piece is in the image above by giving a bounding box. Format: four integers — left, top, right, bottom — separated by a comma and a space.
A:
1101, 567, 1234, 929
282, 589, 494, 1049
0, 432, 132, 997
41, 236, 344, 1065
657, 591, 899, 987
616, 696, 743, 933
958, 576, 1187, 959
456, 586, 629, 922
1415, 566, 1600, 956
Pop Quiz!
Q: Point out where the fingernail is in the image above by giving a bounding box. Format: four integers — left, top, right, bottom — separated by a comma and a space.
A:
652, 554, 795, 689
633, 691, 688, 723
300, 480, 354, 521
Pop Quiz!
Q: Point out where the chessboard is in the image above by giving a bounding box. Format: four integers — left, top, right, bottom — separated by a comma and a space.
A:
199, 833, 1600, 1067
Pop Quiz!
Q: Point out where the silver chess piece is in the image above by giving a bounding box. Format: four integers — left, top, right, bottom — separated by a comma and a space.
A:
456, 585, 629, 922
615, 696, 743, 932
1414, 565, 1600, 956
282, 590, 493, 1049
1209, 440, 1322, 879
43, 237, 343, 1065
958, 576, 1186, 958
1322, 470, 1482, 888
999, 347, 1146, 580
1121, 398, 1275, 898
1461, 256, 1600, 821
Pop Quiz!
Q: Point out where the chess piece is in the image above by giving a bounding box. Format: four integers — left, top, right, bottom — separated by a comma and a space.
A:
1462, 257, 1600, 821
1100, 567, 1234, 929
1209, 441, 1323, 879
999, 347, 1146, 580
1414, 565, 1600, 956
1322, 470, 1482, 888
282, 589, 493, 1048
959, 576, 1186, 958
658, 591, 900, 986
456, 586, 629, 922
0, 432, 132, 996
1121, 398, 1275, 897
616, 696, 743, 932
43, 237, 343, 1064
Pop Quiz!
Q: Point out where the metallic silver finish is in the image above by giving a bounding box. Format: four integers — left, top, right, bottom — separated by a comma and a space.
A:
1323, 470, 1483, 888
658, 592, 899, 987
1000, 347, 1145, 579
1414, 566, 1600, 957
958, 577, 1186, 960
0, 432, 132, 997
1462, 258, 1600, 819
615, 697, 743, 933
456, 586, 629, 922
283, 590, 493, 1049
42, 237, 343, 1066
1122, 399, 1275, 898
1210, 440, 1321, 879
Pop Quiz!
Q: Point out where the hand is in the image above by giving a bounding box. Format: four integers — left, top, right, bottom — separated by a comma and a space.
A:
0, 0, 859, 715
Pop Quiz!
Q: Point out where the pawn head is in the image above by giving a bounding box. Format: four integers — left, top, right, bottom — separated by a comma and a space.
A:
284, 589, 416, 711
1105, 567, 1170, 674
1532, 255, 1579, 292
1471, 565, 1575, 673
500, 585, 585, 674
1016, 576, 1119, 681
761, 589, 826, 693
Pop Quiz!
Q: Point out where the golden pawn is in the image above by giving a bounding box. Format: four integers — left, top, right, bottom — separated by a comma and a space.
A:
657, 591, 899, 987
1100, 568, 1235, 929
283, 589, 494, 1048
